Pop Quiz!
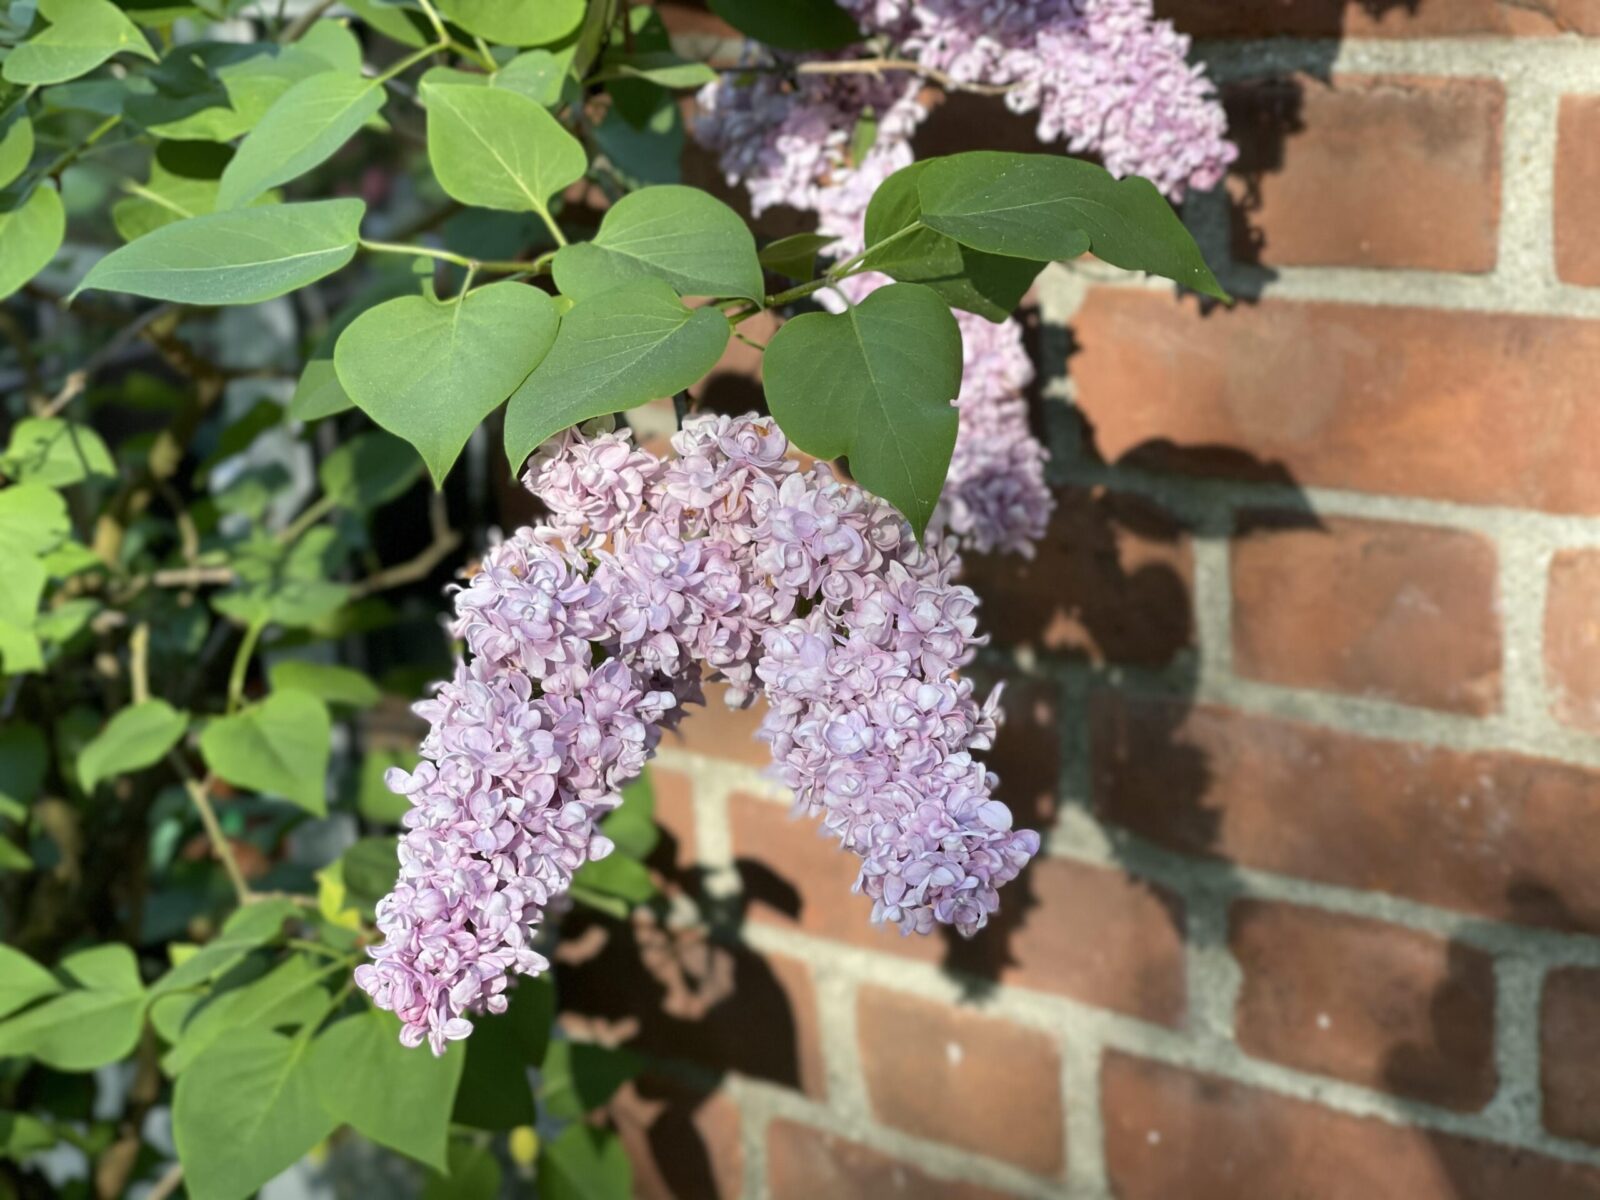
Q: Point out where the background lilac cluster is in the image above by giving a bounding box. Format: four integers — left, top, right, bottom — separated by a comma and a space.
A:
357, 417, 1039, 1053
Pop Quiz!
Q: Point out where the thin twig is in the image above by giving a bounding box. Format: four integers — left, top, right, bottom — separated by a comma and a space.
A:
145, 1163, 183, 1200
351, 493, 461, 598
169, 757, 254, 906
40, 305, 177, 418
279, 0, 338, 42
717, 56, 1016, 97
129, 623, 150, 705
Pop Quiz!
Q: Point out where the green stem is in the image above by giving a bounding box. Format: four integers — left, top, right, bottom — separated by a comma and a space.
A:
226, 618, 265, 714
374, 40, 447, 86
533, 204, 570, 248
359, 239, 541, 276
414, 0, 451, 44
39, 114, 121, 182
278, 493, 336, 545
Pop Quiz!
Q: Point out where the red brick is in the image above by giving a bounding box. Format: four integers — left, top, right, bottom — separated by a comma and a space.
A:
1230, 513, 1501, 714
731, 793, 1185, 1023
1226, 76, 1502, 272
666, 681, 771, 767
1557, 98, 1600, 286
1091, 691, 1600, 932
1103, 1053, 1600, 1200
1230, 900, 1497, 1110
556, 912, 827, 1098
1545, 549, 1600, 735
610, 1074, 743, 1200
1541, 967, 1600, 1145
1072, 291, 1600, 514
648, 765, 697, 877
962, 486, 1194, 668
857, 987, 1064, 1174
767, 1120, 1013, 1200
1153, 0, 1600, 37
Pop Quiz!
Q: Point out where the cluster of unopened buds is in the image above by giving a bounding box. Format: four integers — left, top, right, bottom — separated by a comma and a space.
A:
356, 416, 1041, 1053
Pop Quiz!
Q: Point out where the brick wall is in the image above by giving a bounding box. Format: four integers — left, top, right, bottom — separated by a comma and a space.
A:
565, 5, 1600, 1196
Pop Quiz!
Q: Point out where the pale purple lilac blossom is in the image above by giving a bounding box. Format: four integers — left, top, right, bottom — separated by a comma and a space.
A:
357, 417, 1038, 1051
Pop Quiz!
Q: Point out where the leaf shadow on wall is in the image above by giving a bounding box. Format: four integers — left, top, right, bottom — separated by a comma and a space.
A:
930, 315, 1322, 1004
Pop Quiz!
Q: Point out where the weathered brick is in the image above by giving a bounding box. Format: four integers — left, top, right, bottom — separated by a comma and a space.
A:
1092, 691, 1600, 931
1072, 291, 1600, 513
648, 765, 698, 877
610, 1074, 743, 1200
1557, 98, 1600, 287
1226, 76, 1502, 272
857, 986, 1065, 1174
1545, 549, 1600, 735
768, 1121, 1014, 1200
1103, 1053, 1600, 1200
1230, 513, 1501, 714
1153, 0, 1600, 37
1542, 967, 1600, 1145
664, 681, 771, 767
556, 912, 827, 1097
962, 486, 1194, 668
1230, 900, 1497, 1110
732, 793, 1186, 1023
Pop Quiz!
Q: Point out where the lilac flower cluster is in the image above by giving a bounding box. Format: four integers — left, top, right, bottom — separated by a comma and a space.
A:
835, 0, 1237, 198
357, 416, 1039, 1052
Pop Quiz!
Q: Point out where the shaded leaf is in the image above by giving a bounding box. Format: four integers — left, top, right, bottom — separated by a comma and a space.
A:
199, 689, 331, 815
77, 698, 187, 792
2, 0, 157, 86
316, 429, 424, 511
0, 184, 65, 302
216, 71, 385, 209
759, 232, 835, 281
705, 0, 860, 50
539, 1125, 633, 1200
0, 945, 62, 1021
2, 417, 116, 486
539, 1041, 642, 1119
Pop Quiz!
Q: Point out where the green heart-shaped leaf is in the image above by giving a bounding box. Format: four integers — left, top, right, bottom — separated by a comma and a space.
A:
199, 689, 331, 815
1, 0, 157, 86
763, 282, 962, 537
503, 278, 729, 470
77, 698, 187, 792
0, 184, 65, 302
334, 282, 560, 485
422, 81, 586, 218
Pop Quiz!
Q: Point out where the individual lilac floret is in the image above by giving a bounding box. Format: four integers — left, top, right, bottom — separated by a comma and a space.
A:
358, 416, 1040, 1051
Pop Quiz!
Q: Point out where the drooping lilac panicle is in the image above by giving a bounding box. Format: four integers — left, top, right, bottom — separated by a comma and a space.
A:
358, 417, 1040, 1050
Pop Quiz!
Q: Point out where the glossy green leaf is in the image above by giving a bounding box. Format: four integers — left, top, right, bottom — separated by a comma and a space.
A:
355, 748, 414, 823
496, 48, 575, 107
289, 271, 423, 421
423, 81, 586, 218
0, 945, 62, 1020
0, 724, 46, 820
0, 116, 33, 190
1, 0, 157, 85
335, 282, 559, 485
173, 1029, 337, 1200
212, 528, 351, 629
504, 279, 729, 469
199, 689, 331, 815
217, 72, 385, 209
539, 1041, 642, 1119
75, 198, 365, 304
114, 142, 241, 243
127, 41, 330, 143
602, 51, 716, 89
763, 282, 962, 537
152, 898, 296, 996
1, 417, 116, 486
162, 954, 330, 1075
297, 19, 364, 74
759, 232, 836, 281
862, 160, 1045, 322
337, 837, 399, 912
553, 185, 763, 303
316, 429, 424, 511
0, 945, 144, 1070
706, 0, 860, 50
312, 1009, 465, 1171
267, 660, 382, 709
77, 699, 187, 792
0, 184, 65, 301
436, 0, 584, 46
539, 1125, 633, 1200
0, 1112, 55, 1159
422, 1140, 502, 1200
0, 485, 68, 560
914, 151, 1228, 299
